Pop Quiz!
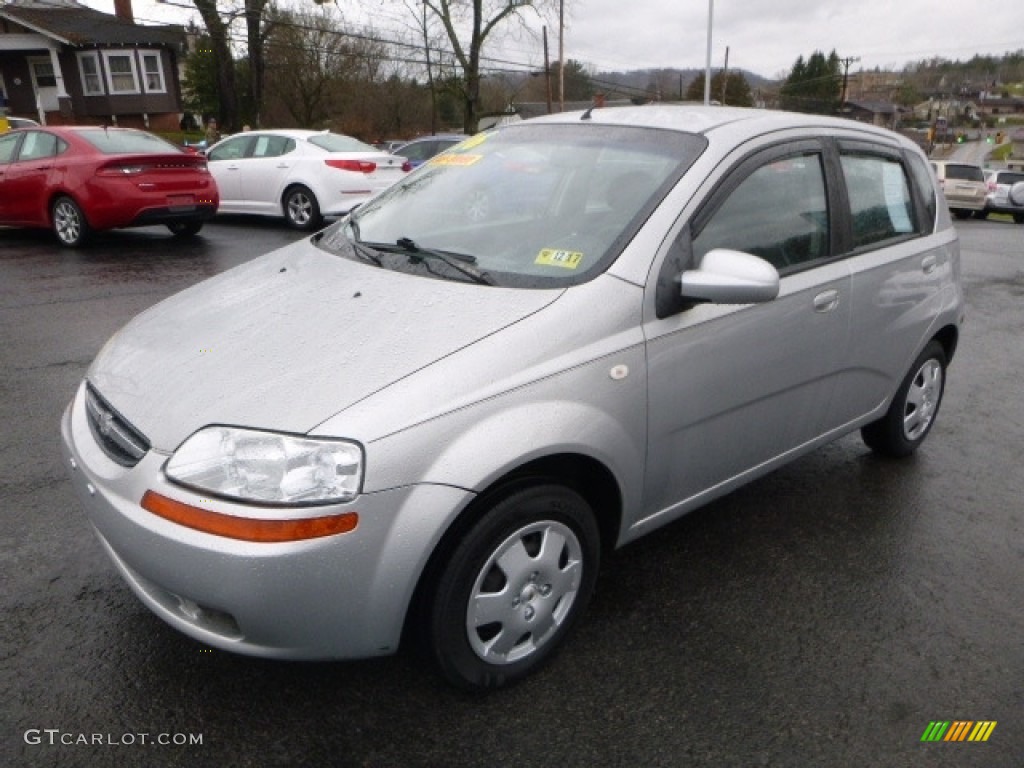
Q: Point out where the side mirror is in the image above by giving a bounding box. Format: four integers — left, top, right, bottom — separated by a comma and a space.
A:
1009, 181, 1024, 207
679, 248, 780, 305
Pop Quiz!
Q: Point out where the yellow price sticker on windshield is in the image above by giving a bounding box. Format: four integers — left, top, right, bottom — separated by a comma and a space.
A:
535, 249, 583, 269
429, 154, 482, 167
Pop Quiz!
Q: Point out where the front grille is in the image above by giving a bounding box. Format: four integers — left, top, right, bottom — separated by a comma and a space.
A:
84, 384, 150, 467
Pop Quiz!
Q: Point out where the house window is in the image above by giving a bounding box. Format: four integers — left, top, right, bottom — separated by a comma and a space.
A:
31, 60, 57, 87
77, 52, 104, 95
102, 51, 139, 94
140, 51, 166, 93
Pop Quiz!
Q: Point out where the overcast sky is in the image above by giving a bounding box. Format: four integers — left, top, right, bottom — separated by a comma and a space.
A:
85, 0, 1024, 81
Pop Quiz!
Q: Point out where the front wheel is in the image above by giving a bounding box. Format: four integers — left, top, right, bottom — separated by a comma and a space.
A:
52, 196, 91, 247
423, 484, 600, 690
861, 340, 947, 457
283, 185, 322, 231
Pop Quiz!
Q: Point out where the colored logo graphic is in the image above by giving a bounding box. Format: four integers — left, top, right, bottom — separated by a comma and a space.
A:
921, 721, 997, 742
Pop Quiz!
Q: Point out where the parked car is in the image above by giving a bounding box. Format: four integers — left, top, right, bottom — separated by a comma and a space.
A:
205, 129, 409, 231
61, 106, 963, 691
980, 168, 1024, 222
0, 115, 40, 132
393, 133, 468, 169
930, 160, 987, 218
0, 126, 218, 247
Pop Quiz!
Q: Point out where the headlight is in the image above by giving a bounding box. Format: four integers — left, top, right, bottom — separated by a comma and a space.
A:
165, 427, 363, 505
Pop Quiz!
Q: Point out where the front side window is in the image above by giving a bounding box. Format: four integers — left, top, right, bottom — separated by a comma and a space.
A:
319, 124, 707, 288
77, 52, 104, 95
694, 152, 830, 271
103, 52, 139, 94
841, 153, 916, 248
0, 132, 20, 164
140, 51, 165, 93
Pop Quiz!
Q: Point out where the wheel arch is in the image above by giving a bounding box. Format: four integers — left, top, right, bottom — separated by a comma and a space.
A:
933, 323, 959, 366
402, 451, 623, 647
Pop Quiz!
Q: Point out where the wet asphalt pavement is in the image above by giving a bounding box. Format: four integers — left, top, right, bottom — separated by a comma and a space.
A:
1, 216, 1022, 767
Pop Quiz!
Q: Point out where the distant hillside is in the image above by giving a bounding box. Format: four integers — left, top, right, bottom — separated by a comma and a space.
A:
591, 67, 775, 100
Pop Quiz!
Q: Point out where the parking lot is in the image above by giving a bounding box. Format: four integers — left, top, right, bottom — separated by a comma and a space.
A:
2, 216, 1022, 767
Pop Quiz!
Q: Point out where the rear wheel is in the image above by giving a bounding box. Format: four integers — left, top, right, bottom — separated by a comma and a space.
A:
951, 209, 972, 220
51, 196, 91, 247
423, 484, 600, 690
283, 185, 322, 231
1014, 213, 1024, 224
167, 220, 204, 237
861, 340, 947, 457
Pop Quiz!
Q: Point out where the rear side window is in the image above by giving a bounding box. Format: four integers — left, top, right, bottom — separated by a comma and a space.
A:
840, 154, 916, 248
945, 164, 984, 182
996, 172, 1024, 185
18, 130, 60, 161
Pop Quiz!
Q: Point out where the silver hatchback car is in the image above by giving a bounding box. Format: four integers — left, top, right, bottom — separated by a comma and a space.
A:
61, 106, 964, 690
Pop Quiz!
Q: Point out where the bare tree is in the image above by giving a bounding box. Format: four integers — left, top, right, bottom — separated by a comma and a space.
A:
421, 0, 545, 133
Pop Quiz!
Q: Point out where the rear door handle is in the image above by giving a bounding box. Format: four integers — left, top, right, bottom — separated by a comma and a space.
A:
922, 255, 937, 274
813, 289, 840, 313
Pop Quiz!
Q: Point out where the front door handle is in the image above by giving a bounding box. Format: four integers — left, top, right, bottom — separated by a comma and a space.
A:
813, 289, 840, 313
922, 254, 937, 274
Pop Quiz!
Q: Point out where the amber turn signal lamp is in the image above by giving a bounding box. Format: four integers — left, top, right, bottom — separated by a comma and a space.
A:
141, 490, 358, 542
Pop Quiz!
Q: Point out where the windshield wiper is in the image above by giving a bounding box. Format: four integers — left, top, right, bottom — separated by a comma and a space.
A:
343, 218, 383, 266
367, 237, 493, 285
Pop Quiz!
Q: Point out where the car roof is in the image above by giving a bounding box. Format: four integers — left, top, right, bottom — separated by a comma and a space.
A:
524, 104, 922, 149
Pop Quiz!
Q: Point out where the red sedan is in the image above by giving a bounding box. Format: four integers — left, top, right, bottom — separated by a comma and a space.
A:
0, 126, 218, 247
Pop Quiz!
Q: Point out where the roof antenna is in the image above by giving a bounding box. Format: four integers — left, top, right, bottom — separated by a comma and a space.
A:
580, 107, 593, 121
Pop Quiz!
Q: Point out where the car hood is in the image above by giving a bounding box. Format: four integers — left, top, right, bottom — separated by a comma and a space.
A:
88, 240, 561, 452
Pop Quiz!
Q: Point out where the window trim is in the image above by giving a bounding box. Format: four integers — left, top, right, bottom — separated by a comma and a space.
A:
76, 51, 105, 96
101, 50, 140, 95
139, 49, 167, 94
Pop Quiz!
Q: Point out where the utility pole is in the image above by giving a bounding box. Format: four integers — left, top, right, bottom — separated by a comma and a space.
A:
543, 27, 552, 114
558, 0, 565, 111
720, 45, 729, 105
704, 0, 714, 105
839, 55, 860, 106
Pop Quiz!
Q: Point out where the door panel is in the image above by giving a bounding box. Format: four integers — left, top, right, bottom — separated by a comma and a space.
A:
641, 143, 851, 522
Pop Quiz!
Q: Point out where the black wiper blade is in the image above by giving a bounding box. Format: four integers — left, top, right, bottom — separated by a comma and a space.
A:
396, 236, 477, 264
368, 237, 493, 285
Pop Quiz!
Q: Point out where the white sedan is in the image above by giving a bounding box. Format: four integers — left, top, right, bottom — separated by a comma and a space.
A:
205, 129, 408, 230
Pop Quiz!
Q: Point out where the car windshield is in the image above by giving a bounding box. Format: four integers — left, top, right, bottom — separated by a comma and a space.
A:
308, 133, 378, 153
78, 128, 181, 154
317, 122, 706, 287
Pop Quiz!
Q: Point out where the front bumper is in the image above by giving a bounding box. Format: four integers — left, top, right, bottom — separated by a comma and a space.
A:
60, 382, 472, 659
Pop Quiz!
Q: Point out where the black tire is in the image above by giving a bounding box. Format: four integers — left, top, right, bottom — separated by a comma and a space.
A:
951, 209, 972, 220
973, 210, 989, 220
51, 195, 91, 247
167, 219, 204, 237
1013, 213, 1024, 224
423, 484, 600, 690
283, 185, 322, 231
861, 340, 947, 457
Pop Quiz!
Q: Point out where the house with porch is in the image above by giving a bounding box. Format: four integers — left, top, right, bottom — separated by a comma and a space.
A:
0, 0, 185, 131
